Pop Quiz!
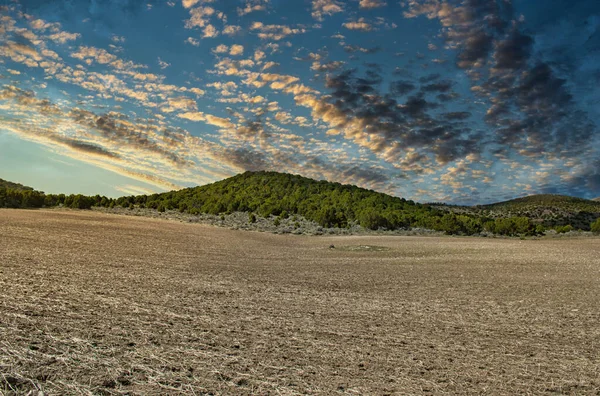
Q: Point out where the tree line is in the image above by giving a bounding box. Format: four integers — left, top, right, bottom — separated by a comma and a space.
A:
2, 171, 600, 236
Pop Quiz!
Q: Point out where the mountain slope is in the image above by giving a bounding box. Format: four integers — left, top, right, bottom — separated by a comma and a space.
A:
433, 194, 600, 230
480, 194, 600, 211
121, 171, 441, 230
0, 178, 34, 191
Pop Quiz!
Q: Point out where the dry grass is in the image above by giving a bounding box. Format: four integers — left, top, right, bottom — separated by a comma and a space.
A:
1, 209, 600, 395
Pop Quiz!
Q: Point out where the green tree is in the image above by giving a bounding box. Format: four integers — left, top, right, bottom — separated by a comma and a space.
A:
591, 218, 600, 234
70, 194, 93, 210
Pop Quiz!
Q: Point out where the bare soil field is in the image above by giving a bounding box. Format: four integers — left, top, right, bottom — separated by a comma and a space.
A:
1, 209, 600, 395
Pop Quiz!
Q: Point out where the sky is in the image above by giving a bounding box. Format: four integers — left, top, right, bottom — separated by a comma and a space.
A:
0, 0, 599, 204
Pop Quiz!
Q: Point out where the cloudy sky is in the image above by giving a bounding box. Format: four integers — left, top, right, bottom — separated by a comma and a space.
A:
0, 0, 598, 203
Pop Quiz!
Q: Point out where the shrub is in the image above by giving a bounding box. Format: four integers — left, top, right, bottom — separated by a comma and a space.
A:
358, 208, 388, 230
555, 225, 573, 234
535, 224, 546, 235
70, 194, 93, 210
591, 218, 600, 234
438, 214, 461, 235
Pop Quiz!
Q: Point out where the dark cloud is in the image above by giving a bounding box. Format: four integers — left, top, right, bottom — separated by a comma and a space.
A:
302, 156, 391, 188
457, 29, 493, 69
421, 80, 453, 93
541, 159, 600, 198
405, 0, 598, 179
223, 147, 268, 172
55, 136, 121, 159
419, 73, 441, 83
69, 108, 191, 166
343, 45, 381, 54
436, 93, 459, 102
389, 80, 416, 96
0, 85, 61, 115
442, 112, 471, 121
319, 68, 481, 166
236, 118, 270, 140
493, 28, 534, 70
400, 94, 438, 117
339, 165, 390, 185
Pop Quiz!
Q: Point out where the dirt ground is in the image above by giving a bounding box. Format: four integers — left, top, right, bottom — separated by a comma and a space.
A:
1, 209, 599, 395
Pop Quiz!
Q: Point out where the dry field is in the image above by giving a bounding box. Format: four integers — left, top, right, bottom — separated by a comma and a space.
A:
1, 210, 600, 395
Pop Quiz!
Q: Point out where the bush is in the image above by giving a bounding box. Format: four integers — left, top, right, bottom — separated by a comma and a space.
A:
249, 213, 256, 223
535, 224, 546, 235
70, 194, 93, 210
438, 214, 461, 235
358, 208, 388, 230
590, 218, 600, 234
555, 225, 573, 234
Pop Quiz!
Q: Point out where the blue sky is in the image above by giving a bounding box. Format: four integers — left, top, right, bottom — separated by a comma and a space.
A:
0, 0, 598, 203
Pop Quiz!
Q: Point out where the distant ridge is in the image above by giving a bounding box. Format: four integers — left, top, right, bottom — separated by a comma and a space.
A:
0, 178, 34, 192
593, 197, 600, 202
478, 194, 600, 209
431, 194, 600, 230
2, 172, 600, 234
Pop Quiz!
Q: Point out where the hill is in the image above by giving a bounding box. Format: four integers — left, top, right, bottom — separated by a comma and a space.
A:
115, 171, 442, 231
2, 172, 599, 235
593, 197, 600, 202
0, 178, 34, 191
432, 194, 600, 230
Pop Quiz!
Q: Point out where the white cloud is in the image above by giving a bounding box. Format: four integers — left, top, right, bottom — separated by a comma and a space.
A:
158, 57, 171, 69
47, 31, 81, 44
237, 1, 268, 16
359, 0, 386, 9
203, 24, 219, 38
212, 44, 229, 53
229, 44, 244, 56
182, 0, 201, 8
178, 111, 235, 129
222, 25, 241, 36
185, 37, 200, 46
311, 0, 344, 21
250, 22, 306, 41
254, 49, 266, 62
185, 6, 215, 29
343, 18, 372, 32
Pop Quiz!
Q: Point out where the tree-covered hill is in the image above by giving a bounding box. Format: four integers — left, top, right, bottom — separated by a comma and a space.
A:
2, 171, 599, 235
481, 194, 600, 211
118, 171, 443, 231
432, 194, 600, 231
0, 178, 34, 191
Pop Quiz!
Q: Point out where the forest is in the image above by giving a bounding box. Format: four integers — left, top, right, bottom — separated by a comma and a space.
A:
2, 172, 600, 236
